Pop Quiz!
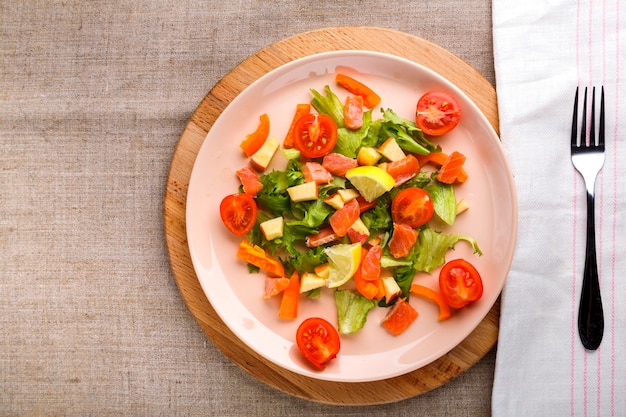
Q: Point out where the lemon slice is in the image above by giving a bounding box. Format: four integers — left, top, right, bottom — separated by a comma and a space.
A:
345, 166, 395, 202
324, 242, 362, 288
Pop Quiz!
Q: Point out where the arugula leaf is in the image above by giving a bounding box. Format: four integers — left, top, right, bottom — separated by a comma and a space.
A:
310, 85, 345, 128
334, 289, 376, 334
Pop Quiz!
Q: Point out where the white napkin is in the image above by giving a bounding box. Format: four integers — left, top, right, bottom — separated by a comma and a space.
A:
491, 1, 626, 415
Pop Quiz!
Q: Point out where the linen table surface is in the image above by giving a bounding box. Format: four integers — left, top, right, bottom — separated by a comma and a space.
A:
2, 1, 496, 415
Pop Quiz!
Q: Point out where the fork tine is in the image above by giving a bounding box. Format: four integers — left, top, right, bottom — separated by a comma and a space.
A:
590, 87, 596, 146
580, 87, 588, 147
599, 86, 605, 149
571, 87, 579, 147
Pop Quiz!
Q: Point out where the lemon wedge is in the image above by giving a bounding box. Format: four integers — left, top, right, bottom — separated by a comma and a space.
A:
324, 242, 362, 288
345, 166, 395, 202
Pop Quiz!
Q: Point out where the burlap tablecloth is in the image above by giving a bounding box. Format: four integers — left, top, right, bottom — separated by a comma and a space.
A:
1, 1, 496, 415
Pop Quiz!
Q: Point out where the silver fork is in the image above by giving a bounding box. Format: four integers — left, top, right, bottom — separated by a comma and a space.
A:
571, 86, 605, 350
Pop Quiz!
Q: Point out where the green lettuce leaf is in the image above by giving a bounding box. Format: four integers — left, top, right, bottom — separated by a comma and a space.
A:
412, 228, 482, 273
380, 108, 440, 155
424, 181, 457, 225
334, 110, 372, 158
310, 85, 345, 128
334, 289, 376, 334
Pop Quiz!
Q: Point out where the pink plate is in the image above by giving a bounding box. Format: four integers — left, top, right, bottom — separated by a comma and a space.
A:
186, 50, 517, 382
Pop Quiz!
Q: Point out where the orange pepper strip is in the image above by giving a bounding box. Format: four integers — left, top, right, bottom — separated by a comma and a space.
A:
240, 113, 270, 157
236, 240, 285, 278
409, 284, 451, 321
283, 103, 311, 148
335, 73, 381, 109
416, 151, 448, 166
278, 271, 299, 319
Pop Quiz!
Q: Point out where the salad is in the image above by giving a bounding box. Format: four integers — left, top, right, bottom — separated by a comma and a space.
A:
218, 72, 484, 370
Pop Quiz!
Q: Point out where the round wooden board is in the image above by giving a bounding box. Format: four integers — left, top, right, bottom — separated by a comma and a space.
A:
163, 26, 500, 405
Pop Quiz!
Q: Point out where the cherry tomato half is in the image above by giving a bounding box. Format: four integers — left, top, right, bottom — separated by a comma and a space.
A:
219, 193, 258, 236
416, 90, 461, 136
438, 259, 483, 309
391, 187, 434, 228
293, 113, 338, 158
296, 317, 340, 370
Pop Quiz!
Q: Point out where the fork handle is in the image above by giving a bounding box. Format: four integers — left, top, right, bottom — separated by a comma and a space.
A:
578, 190, 604, 350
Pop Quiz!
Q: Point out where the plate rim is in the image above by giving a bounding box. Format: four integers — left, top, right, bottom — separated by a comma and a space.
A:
185, 49, 517, 382
163, 26, 510, 405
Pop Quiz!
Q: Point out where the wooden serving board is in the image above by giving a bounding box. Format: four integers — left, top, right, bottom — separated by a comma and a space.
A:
163, 26, 500, 405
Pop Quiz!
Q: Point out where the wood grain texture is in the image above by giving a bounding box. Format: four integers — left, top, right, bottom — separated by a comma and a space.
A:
163, 26, 500, 405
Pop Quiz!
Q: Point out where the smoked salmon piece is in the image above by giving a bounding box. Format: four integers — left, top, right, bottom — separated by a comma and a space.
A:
302, 162, 333, 184
386, 155, 420, 186
435, 151, 468, 184
388, 223, 418, 259
236, 166, 264, 196
381, 298, 418, 335
322, 153, 358, 177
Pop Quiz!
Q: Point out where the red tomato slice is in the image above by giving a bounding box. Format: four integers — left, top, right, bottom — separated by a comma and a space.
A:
235, 166, 263, 196
415, 91, 461, 136
219, 193, 258, 236
322, 153, 358, 177
388, 222, 418, 259
391, 187, 434, 228
302, 162, 333, 184
296, 317, 340, 369
293, 114, 338, 158
438, 259, 483, 309
329, 199, 360, 237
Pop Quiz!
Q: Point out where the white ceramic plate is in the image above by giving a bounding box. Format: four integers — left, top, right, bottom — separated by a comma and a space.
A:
186, 50, 517, 382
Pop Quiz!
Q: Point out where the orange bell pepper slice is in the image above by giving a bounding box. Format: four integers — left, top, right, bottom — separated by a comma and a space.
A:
278, 271, 299, 319
240, 113, 270, 157
335, 73, 381, 109
236, 240, 285, 278
409, 283, 451, 321
283, 103, 311, 149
